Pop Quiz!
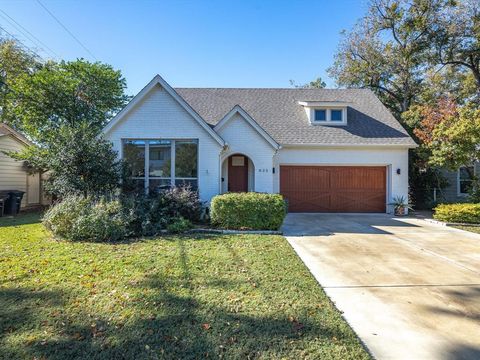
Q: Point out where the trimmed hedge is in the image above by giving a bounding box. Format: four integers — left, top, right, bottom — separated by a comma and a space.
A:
210, 193, 287, 230
434, 203, 480, 224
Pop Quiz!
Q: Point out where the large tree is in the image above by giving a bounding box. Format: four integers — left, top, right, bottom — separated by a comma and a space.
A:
8, 59, 129, 143
9, 122, 122, 197
429, 0, 480, 95
0, 38, 40, 126
3, 50, 130, 197
328, 0, 446, 116
414, 97, 480, 171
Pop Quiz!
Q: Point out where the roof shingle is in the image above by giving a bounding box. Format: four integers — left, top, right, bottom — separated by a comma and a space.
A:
175, 88, 416, 146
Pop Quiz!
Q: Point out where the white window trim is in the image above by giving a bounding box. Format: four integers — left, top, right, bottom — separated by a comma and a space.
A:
457, 165, 475, 196
122, 138, 199, 193
310, 107, 347, 126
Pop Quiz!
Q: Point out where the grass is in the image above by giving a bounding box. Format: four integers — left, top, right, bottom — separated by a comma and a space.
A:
0, 213, 369, 360
451, 225, 480, 234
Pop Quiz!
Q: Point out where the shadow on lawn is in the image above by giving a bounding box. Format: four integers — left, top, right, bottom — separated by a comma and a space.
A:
0, 212, 42, 227
1, 238, 364, 359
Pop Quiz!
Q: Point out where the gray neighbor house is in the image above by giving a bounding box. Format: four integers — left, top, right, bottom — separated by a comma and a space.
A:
437, 165, 477, 203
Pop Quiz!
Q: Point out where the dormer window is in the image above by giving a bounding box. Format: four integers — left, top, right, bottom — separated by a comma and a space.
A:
331, 109, 343, 122
298, 101, 349, 126
314, 109, 327, 121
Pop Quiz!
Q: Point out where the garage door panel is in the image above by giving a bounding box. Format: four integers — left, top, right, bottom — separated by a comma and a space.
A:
285, 191, 331, 212
330, 191, 386, 212
280, 166, 386, 213
330, 168, 386, 190
281, 166, 330, 191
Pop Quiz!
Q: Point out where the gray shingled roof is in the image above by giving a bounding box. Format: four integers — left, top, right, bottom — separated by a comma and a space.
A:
175, 88, 416, 146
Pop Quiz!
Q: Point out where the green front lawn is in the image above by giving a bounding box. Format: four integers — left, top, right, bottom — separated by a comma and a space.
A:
0, 213, 369, 359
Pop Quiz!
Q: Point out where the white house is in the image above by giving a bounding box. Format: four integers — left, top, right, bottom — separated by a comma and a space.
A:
103, 75, 417, 213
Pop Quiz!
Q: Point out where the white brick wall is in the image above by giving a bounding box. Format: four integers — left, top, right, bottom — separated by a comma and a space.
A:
216, 113, 276, 193
104, 84, 223, 202
104, 81, 410, 213
273, 147, 410, 213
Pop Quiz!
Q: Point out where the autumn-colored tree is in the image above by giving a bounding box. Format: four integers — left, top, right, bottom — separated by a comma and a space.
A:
414, 98, 480, 178
413, 97, 458, 145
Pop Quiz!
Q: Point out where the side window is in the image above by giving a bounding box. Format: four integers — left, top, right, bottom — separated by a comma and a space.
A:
458, 166, 474, 195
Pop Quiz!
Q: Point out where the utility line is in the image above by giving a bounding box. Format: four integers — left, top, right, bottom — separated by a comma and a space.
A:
0, 9, 59, 59
35, 0, 97, 61
0, 25, 43, 61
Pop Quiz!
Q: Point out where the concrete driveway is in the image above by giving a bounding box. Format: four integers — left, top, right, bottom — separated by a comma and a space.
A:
282, 213, 480, 360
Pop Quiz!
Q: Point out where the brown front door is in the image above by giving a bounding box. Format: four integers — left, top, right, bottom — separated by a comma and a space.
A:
280, 166, 386, 213
228, 155, 248, 192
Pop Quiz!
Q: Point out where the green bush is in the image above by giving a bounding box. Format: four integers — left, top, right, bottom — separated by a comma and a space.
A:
120, 186, 202, 237
43, 187, 204, 241
43, 195, 129, 242
166, 217, 192, 233
210, 193, 286, 230
42, 195, 91, 238
433, 203, 480, 224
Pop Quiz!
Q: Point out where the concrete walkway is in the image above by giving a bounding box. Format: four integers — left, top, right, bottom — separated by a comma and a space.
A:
282, 213, 480, 360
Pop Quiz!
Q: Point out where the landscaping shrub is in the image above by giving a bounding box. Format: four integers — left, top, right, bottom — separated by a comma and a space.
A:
434, 203, 480, 224
120, 186, 202, 236
43, 195, 129, 242
42, 195, 91, 238
166, 217, 192, 233
156, 186, 203, 222
43, 186, 204, 241
210, 193, 286, 230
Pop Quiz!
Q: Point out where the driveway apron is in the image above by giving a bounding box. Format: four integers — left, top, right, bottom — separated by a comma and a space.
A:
282, 213, 480, 360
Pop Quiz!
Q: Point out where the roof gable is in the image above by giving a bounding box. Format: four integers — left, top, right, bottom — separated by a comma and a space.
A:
214, 105, 280, 150
0, 123, 32, 146
103, 75, 225, 146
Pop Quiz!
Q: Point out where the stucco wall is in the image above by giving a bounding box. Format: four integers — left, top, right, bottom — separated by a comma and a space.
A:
273, 146, 410, 213
216, 113, 277, 193
104, 84, 223, 202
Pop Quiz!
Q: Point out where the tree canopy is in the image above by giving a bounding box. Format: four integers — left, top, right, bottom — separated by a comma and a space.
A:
7, 59, 129, 143
328, 0, 447, 116
289, 77, 327, 89
0, 39, 40, 126
1, 38, 130, 197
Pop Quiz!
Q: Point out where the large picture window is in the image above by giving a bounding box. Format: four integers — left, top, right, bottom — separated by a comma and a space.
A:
123, 139, 198, 192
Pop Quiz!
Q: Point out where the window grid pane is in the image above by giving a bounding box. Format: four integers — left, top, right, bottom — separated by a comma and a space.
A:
331, 109, 343, 121
175, 140, 198, 178
149, 141, 171, 177
459, 166, 474, 194
314, 109, 326, 121
123, 140, 146, 177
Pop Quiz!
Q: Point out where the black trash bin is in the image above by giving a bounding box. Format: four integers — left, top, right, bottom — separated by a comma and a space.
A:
4, 190, 25, 215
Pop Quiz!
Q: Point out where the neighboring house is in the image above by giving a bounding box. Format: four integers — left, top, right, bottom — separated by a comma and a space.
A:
437, 165, 479, 203
0, 123, 47, 209
103, 75, 417, 213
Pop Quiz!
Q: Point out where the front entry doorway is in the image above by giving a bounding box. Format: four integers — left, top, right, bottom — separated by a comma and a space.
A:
227, 155, 249, 192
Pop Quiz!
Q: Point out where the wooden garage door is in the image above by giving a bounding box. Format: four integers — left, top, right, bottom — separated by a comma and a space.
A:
280, 166, 386, 213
